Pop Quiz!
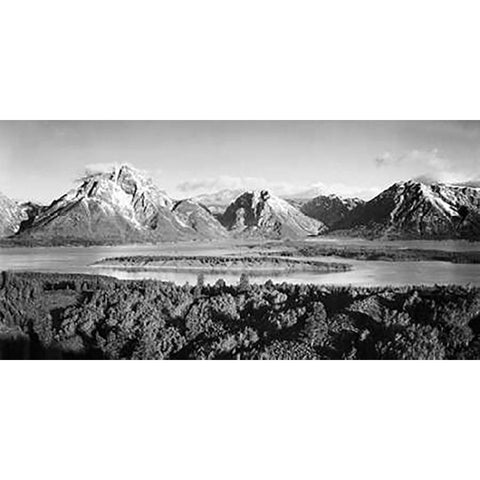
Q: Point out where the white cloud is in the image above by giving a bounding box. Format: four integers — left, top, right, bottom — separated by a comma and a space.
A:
81, 162, 160, 182
375, 149, 446, 169
177, 175, 312, 197
84, 162, 128, 175
176, 175, 380, 200
374, 148, 478, 185
177, 175, 258, 193
374, 151, 396, 167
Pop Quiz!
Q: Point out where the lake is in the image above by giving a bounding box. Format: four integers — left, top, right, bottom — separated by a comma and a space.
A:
1, 240, 480, 286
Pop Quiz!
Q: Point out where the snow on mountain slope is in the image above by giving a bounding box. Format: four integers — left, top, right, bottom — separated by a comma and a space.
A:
172, 199, 229, 238
0, 192, 27, 237
335, 180, 480, 239
15, 165, 196, 245
221, 190, 327, 238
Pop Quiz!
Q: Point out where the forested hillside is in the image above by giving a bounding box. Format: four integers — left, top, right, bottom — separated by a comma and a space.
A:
1, 271, 479, 360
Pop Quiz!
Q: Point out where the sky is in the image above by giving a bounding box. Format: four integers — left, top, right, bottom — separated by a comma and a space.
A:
0, 121, 479, 204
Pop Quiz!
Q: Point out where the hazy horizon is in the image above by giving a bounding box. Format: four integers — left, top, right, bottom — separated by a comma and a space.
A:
1, 120, 479, 204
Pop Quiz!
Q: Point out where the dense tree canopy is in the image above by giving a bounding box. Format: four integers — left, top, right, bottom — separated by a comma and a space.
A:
1, 271, 479, 359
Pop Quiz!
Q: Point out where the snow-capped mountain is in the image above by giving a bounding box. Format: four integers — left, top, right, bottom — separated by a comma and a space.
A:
15, 165, 197, 244
10, 167, 480, 244
221, 190, 327, 238
335, 180, 480, 239
0, 192, 27, 237
191, 189, 243, 215
172, 199, 228, 239
300, 194, 364, 228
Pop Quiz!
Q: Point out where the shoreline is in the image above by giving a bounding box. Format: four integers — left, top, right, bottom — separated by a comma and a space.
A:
275, 243, 480, 264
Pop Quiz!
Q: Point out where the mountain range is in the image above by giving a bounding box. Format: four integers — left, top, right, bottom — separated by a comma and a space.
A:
1, 165, 480, 244
334, 180, 480, 239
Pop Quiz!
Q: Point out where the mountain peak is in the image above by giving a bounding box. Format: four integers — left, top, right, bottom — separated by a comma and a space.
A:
14, 164, 195, 244
239, 189, 273, 203
221, 189, 327, 238
334, 180, 480, 239
300, 193, 365, 228
173, 199, 228, 239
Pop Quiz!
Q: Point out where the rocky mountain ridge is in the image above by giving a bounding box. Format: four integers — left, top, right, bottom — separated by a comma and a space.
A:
221, 190, 327, 238
6, 166, 322, 244
299, 194, 364, 228
3, 169, 480, 243
172, 199, 228, 238
334, 180, 480, 239
12, 165, 198, 244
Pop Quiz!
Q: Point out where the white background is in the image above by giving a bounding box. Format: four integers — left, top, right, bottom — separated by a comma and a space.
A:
1, 1, 479, 479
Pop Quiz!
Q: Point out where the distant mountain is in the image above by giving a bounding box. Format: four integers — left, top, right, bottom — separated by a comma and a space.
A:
221, 190, 327, 238
0, 192, 27, 237
172, 199, 228, 239
191, 189, 243, 215
285, 186, 329, 203
300, 194, 364, 228
334, 180, 480, 239
13, 168, 480, 244
15, 165, 198, 245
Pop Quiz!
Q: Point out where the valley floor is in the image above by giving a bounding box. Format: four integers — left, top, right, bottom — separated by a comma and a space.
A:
1, 271, 480, 360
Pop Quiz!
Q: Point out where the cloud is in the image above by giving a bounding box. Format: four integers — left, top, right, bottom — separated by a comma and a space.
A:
177, 175, 310, 197
374, 152, 395, 167
408, 173, 480, 186
84, 162, 129, 175
373, 148, 478, 185
176, 175, 380, 200
317, 182, 382, 200
454, 179, 480, 188
177, 175, 256, 193
375, 149, 446, 169
80, 162, 161, 182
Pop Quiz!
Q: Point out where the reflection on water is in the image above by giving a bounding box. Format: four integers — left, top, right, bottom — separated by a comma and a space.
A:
1, 241, 480, 286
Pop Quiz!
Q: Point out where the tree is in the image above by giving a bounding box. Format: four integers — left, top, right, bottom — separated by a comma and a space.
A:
196, 273, 205, 288
239, 273, 250, 292
303, 301, 328, 347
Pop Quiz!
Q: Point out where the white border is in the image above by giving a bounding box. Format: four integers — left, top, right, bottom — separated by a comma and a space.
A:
1, 1, 480, 479
1, 361, 478, 480
1, 0, 479, 120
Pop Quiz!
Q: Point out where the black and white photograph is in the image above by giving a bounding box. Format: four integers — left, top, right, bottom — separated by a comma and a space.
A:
1, 120, 480, 360
2, 1, 479, 479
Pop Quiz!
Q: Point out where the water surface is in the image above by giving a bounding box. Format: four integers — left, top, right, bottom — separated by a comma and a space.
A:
1, 240, 480, 286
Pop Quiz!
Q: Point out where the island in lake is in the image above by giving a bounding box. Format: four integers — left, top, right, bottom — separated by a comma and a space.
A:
92, 254, 352, 273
